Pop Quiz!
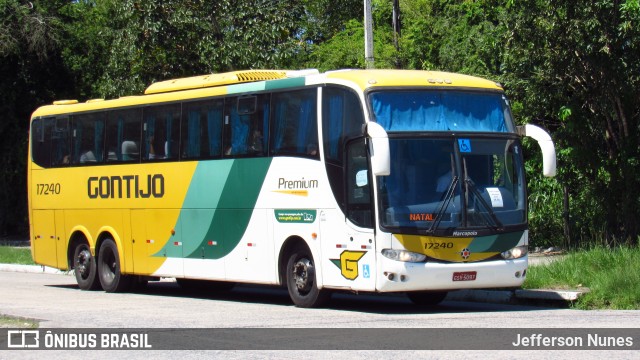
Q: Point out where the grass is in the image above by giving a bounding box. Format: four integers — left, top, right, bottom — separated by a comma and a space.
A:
0, 245, 638, 309
0, 314, 39, 328
523, 246, 640, 310
0, 246, 35, 265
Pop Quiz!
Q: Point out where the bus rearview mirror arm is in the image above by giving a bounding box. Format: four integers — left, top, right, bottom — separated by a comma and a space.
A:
367, 122, 391, 176
517, 124, 557, 177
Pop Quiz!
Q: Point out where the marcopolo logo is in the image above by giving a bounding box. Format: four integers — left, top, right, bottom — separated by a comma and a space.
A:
87, 174, 165, 199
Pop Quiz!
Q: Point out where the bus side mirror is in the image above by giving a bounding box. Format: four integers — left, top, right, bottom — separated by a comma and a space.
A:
367, 122, 390, 176
517, 124, 557, 177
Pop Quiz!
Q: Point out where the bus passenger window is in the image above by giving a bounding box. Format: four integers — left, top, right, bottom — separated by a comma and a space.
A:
225, 94, 268, 157
182, 99, 223, 159
270, 89, 317, 157
73, 113, 105, 165
143, 104, 180, 161
106, 109, 141, 162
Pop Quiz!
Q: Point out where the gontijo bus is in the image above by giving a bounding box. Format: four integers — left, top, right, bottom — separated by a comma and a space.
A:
28, 69, 556, 307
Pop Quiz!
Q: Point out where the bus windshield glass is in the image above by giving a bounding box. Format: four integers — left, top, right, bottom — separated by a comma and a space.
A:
370, 90, 514, 133
377, 137, 526, 234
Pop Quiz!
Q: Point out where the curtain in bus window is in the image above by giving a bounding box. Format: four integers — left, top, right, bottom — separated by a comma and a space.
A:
371, 92, 507, 132
145, 115, 156, 159
94, 120, 104, 162
296, 97, 314, 153
73, 124, 82, 163
262, 101, 269, 153
441, 93, 505, 132
116, 116, 124, 160
207, 108, 222, 157
187, 111, 200, 157
165, 114, 174, 158
230, 107, 249, 155
272, 100, 287, 152
50, 118, 70, 166
326, 93, 343, 161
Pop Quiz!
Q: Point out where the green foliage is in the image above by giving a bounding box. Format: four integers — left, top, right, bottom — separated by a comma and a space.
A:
524, 246, 640, 309
401, 0, 506, 76
65, 0, 308, 98
503, 0, 640, 246
1, 0, 639, 250
0, 0, 72, 237
0, 246, 35, 265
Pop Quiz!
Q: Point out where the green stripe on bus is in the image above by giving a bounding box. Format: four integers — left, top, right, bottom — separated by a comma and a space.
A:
154, 158, 272, 260
227, 82, 266, 94
467, 231, 523, 253
265, 77, 306, 90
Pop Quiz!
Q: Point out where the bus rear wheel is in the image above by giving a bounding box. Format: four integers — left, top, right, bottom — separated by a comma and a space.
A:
97, 239, 131, 292
285, 246, 330, 308
406, 291, 448, 307
73, 243, 100, 290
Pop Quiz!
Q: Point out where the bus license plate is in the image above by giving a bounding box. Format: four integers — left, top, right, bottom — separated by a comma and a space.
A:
452, 271, 477, 281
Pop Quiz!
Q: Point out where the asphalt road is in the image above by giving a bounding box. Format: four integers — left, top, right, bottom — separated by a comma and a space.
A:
1, 270, 638, 359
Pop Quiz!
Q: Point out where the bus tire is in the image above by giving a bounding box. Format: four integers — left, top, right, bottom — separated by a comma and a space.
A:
285, 246, 330, 308
97, 238, 131, 293
406, 291, 448, 307
73, 243, 100, 290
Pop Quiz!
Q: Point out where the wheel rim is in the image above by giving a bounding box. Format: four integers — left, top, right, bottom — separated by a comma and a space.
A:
101, 248, 116, 283
292, 258, 314, 294
75, 248, 92, 280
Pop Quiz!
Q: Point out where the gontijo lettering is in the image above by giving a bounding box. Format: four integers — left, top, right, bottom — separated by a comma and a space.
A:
88, 174, 164, 199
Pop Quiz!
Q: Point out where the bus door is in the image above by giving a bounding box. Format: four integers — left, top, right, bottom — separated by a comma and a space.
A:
31, 210, 58, 268
320, 138, 376, 291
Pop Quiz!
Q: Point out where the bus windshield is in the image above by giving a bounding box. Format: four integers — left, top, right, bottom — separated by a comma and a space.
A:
377, 137, 526, 234
370, 90, 514, 133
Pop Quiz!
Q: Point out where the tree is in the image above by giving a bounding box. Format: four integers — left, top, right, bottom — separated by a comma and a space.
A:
503, 0, 640, 246
0, 0, 71, 237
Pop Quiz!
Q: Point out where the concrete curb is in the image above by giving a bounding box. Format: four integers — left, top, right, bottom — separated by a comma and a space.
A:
0, 264, 588, 305
0, 263, 72, 275
446, 288, 589, 305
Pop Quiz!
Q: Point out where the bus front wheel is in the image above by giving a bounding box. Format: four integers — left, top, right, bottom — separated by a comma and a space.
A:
97, 239, 131, 292
73, 243, 100, 290
285, 246, 330, 308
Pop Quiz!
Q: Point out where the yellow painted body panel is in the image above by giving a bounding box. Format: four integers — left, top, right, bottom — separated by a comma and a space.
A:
325, 69, 503, 92
394, 234, 497, 263
144, 70, 287, 94
29, 162, 197, 273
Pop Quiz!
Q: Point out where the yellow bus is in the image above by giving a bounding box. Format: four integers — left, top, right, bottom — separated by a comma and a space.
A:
28, 69, 556, 307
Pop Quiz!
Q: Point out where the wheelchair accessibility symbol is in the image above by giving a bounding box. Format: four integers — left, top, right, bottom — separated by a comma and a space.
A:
362, 264, 370, 279
458, 139, 472, 153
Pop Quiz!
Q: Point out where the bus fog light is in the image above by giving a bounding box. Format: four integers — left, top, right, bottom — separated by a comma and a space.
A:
501, 245, 528, 260
382, 249, 426, 263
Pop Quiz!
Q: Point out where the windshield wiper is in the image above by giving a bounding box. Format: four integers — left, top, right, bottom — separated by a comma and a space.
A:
464, 178, 503, 230
427, 175, 459, 233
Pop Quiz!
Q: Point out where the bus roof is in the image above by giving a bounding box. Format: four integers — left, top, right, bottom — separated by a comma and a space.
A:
31, 69, 503, 118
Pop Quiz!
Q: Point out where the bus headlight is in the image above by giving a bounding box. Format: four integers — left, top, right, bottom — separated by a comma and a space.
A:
382, 249, 427, 262
501, 245, 528, 260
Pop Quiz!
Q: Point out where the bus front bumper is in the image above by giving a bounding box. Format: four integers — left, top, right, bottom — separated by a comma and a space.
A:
376, 255, 528, 293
